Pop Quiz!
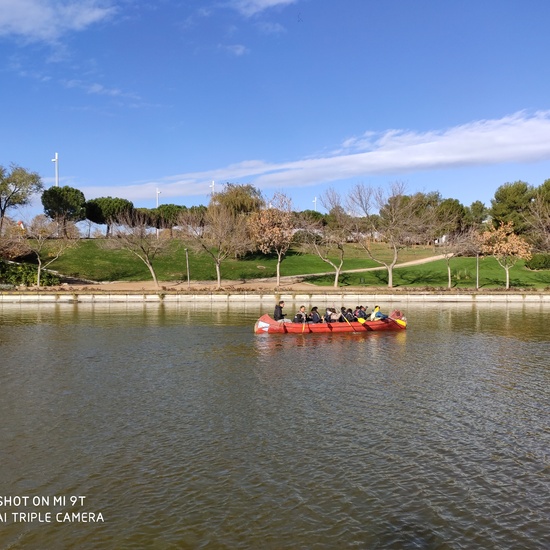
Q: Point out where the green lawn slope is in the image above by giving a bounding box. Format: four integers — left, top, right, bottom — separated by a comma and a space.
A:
48, 240, 550, 290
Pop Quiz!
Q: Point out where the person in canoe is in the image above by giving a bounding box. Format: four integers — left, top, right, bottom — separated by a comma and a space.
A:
369, 305, 388, 321
344, 308, 356, 322
310, 306, 323, 323
274, 300, 291, 323
293, 305, 311, 323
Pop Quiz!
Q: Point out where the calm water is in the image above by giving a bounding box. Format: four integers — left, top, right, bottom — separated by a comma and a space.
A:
0, 302, 548, 549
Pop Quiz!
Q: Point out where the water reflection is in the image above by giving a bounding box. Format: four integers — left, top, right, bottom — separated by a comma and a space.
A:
0, 302, 548, 549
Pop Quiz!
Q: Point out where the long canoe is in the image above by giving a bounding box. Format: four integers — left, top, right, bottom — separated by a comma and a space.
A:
254, 312, 407, 334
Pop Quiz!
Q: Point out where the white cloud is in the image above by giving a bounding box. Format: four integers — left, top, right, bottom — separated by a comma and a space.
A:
230, 0, 297, 17
256, 21, 286, 34
82, 111, 550, 202
63, 78, 140, 100
221, 43, 249, 56
0, 0, 116, 43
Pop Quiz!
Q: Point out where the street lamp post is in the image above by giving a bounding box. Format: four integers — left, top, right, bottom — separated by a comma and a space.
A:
185, 248, 190, 289
51, 152, 59, 187
156, 188, 161, 238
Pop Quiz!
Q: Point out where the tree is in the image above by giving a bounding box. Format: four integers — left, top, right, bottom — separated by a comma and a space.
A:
525, 181, 550, 252
299, 209, 325, 223
42, 185, 86, 236
247, 192, 294, 288
0, 219, 30, 260
212, 183, 264, 215
438, 231, 478, 290
155, 204, 185, 237
103, 210, 170, 288
178, 203, 251, 289
476, 221, 531, 289
85, 197, 134, 237
465, 200, 489, 229
435, 198, 467, 237
0, 164, 43, 234
490, 181, 534, 233
427, 198, 468, 289
301, 188, 353, 287
347, 182, 430, 288
20, 215, 79, 287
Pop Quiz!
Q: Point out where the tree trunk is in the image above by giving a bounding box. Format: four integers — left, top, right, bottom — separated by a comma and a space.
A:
333, 267, 340, 288
386, 244, 399, 289
215, 262, 222, 290
36, 258, 42, 288
276, 255, 282, 287
144, 260, 159, 288
505, 266, 510, 289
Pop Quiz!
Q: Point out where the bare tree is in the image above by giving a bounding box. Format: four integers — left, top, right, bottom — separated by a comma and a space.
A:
103, 210, 170, 288
24, 215, 79, 287
0, 219, 28, 260
247, 192, 294, 288
178, 204, 251, 289
347, 182, 429, 288
437, 231, 479, 290
300, 188, 353, 287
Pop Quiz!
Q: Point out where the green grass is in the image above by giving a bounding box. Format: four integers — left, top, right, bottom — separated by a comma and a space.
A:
306, 256, 550, 290
44, 240, 550, 290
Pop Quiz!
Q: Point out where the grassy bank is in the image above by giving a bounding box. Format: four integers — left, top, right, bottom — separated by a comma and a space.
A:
46, 240, 550, 290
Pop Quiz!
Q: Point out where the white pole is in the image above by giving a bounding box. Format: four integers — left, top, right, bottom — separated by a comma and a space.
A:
313, 196, 317, 211
476, 253, 479, 290
156, 188, 161, 238
51, 152, 59, 187
210, 180, 215, 196
185, 248, 190, 289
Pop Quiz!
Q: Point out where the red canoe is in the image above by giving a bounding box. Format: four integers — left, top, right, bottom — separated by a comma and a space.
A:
254, 311, 407, 334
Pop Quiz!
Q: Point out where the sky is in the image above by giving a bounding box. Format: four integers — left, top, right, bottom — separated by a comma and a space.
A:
3, 0, 550, 219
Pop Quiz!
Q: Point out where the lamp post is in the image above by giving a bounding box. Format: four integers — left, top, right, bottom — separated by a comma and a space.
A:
185, 248, 190, 289
476, 253, 480, 291
51, 152, 59, 187
156, 188, 161, 238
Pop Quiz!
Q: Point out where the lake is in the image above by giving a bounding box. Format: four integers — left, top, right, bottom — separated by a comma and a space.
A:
0, 302, 548, 549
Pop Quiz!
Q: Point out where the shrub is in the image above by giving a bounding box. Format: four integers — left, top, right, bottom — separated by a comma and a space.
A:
0, 261, 60, 286
525, 253, 550, 270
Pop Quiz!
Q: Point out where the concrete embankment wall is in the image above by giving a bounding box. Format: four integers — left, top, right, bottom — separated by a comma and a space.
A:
1, 291, 549, 305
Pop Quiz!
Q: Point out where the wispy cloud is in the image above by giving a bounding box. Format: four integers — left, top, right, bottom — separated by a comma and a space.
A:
0, 0, 116, 43
230, 0, 297, 17
82, 111, 550, 202
256, 21, 286, 34
220, 43, 249, 56
63, 78, 140, 100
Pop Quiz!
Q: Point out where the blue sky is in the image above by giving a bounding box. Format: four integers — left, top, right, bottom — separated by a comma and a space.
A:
2, 0, 550, 218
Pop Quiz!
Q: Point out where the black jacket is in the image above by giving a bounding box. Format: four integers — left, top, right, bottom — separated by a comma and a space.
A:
274, 305, 285, 321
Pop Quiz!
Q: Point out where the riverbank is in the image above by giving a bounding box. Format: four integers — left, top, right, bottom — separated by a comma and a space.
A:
1, 277, 549, 304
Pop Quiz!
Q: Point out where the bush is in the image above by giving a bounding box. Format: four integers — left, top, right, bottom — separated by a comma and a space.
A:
525, 253, 550, 270
0, 261, 60, 286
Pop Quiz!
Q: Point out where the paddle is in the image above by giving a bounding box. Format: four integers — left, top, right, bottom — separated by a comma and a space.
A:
341, 312, 357, 332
